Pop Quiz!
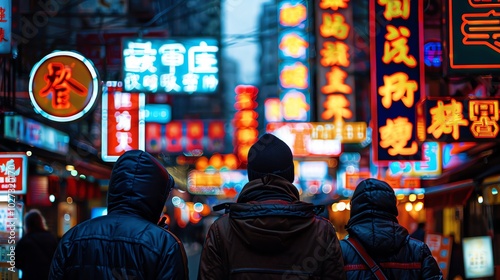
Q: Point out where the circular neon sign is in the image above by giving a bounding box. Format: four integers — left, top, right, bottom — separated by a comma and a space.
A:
29, 51, 100, 122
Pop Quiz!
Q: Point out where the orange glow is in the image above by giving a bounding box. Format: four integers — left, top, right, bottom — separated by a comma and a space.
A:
461, 10, 500, 54
235, 127, 259, 144
166, 121, 182, 138
279, 33, 309, 58
378, 0, 410, 20
187, 121, 203, 138
279, 62, 309, 89
319, 13, 349, 40
208, 121, 225, 138
382, 25, 417, 67
469, 100, 500, 138
209, 153, 224, 170
427, 99, 469, 140
282, 91, 310, 121
321, 94, 352, 121
39, 62, 87, 110
321, 66, 352, 94
279, 3, 307, 27
320, 41, 350, 67
265, 98, 282, 122
234, 92, 258, 110
233, 110, 259, 128
379, 117, 418, 156
320, 0, 350, 11
196, 156, 209, 171
378, 72, 417, 109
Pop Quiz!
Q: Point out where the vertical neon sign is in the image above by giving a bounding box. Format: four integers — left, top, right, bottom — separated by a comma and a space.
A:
370, 0, 425, 163
278, 0, 311, 122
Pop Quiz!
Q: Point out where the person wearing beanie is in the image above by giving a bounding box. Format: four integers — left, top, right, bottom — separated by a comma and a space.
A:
198, 134, 346, 279
340, 178, 443, 279
50, 150, 188, 280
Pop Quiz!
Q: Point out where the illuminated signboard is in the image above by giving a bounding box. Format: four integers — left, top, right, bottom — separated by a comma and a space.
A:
29, 51, 100, 122
266, 122, 348, 157
315, 0, 356, 124
463, 236, 495, 278
418, 98, 500, 142
0, 0, 11, 54
0, 153, 28, 194
388, 142, 442, 178
278, 0, 311, 121
122, 38, 219, 94
3, 115, 70, 155
233, 85, 259, 164
145, 120, 226, 155
101, 81, 145, 162
370, 0, 425, 163
187, 170, 247, 197
144, 104, 171, 123
448, 1, 500, 72
267, 121, 366, 144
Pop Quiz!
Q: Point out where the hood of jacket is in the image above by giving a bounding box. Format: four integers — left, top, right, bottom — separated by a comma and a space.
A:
346, 178, 409, 256
107, 150, 174, 223
228, 174, 318, 253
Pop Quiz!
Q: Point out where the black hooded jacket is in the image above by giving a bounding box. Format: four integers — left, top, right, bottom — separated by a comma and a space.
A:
49, 150, 188, 280
198, 174, 346, 280
340, 179, 443, 279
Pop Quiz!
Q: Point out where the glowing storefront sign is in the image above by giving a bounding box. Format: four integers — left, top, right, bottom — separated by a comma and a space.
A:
370, 0, 425, 163
0, 153, 27, 194
419, 98, 500, 142
388, 142, 441, 178
145, 120, 226, 155
267, 121, 366, 144
448, 1, 500, 72
29, 51, 100, 122
233, 85, 259, 164
266, 123, 344, 157
122, 38, 219, 93
3, 115, 70, 155
316, 0, 355, 123
101, 81, 145, 162
278, 0, 311, 122
187, 170, 247, 197
0, 0, 11, 54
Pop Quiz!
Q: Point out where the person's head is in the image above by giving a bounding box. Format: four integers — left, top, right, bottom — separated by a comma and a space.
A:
247, 133, 294, 183
350, 178, 398, 220
107, 150, 175, 223
24, 209, 48, 233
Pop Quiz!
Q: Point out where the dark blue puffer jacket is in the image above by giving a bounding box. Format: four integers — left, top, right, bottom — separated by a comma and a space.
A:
340, 179, 443, 280
49, 150, 188, 280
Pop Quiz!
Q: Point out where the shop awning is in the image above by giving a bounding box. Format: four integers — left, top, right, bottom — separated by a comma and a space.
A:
424, 179, 475, 209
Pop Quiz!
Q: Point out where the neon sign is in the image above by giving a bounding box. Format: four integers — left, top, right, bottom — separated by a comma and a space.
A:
448, 0, 500, 72
278, 0, 311, 122
370, 0, 425, 163
29, 51, 100, 122
122, 38, 219, 93
0, 0, 11, 54
316, 0, 355, 126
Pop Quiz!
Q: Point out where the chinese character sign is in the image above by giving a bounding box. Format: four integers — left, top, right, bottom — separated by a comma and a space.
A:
448, 1, 500, 73
0, 153, 27, 194
419, 98, 500, 142
370, 0, 425, 163
28, 51, 100, 122
278, 0, 311, 122
315, 0, 355, 123
101, 81, 145, 162
122, 38, 219, 94
0, 0, 11, 54
233, 85, 259, 164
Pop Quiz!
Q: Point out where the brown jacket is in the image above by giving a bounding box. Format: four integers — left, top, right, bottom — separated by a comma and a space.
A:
198, 175, 346, 280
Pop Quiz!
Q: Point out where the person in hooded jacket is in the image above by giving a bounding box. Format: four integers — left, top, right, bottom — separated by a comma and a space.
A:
198, 133, 346, 280
49, 150, 188, 280
340, 178, 443, 280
